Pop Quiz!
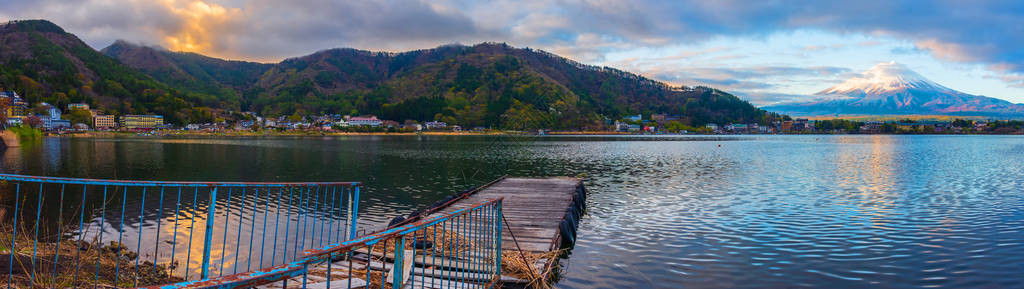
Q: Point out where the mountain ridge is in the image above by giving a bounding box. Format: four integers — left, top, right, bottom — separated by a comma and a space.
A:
104, 40, 783, 127
2, 19, 782, 128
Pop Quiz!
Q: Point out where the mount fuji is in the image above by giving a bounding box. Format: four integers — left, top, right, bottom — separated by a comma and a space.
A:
762, 61, 1024, 117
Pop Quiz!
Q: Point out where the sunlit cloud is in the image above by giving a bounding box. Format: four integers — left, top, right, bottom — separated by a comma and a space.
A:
160, 0, 241, 53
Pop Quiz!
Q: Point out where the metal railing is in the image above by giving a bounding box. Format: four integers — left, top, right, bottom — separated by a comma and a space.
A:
150, 198, 504, 289
0, 174, 360, 288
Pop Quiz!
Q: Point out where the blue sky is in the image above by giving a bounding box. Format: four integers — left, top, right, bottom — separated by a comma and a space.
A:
2, 0, 1022, 105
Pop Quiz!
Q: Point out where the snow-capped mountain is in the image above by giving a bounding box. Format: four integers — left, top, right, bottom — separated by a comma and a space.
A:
763, 61, 1024, 117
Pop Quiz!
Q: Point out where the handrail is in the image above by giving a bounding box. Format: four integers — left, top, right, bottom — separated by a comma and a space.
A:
0, 173, 359, 187
0, 174, 361, 288
149, 198, 504, 289
303, 197, 504, 260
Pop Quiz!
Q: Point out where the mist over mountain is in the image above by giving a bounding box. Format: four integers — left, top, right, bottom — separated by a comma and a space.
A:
764, 62, 1024, 117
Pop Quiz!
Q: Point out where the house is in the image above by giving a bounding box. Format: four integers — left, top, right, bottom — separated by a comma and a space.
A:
624, 114, 642, 122
348, 115, 382, 127
615, 121, 630, 132
424, 121, 447, 130
705, 123, 719, 133
860, 121, 882, 133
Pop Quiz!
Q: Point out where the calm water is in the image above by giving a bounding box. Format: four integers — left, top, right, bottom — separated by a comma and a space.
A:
2, 135, 1024, 288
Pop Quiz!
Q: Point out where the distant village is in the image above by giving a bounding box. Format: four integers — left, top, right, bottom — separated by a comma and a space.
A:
0, 91, 468, 133
2, 90, 1022, 135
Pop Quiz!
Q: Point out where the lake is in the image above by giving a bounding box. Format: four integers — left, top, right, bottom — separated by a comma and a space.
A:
2, 134, 1024, 288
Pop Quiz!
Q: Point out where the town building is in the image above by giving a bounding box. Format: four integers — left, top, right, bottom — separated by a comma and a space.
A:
93, 115, 116, 130
424, 121, 447, 130
119, 115, 164, 129
651, 114, 667, 123
347, 115, 382, 127
729, 123, 748, 133
67, 103, 89, 111
792, 119, 809, 131
0, 91, 28, 126
40, 103, 70, 130
705, 123, 719, 133
615, 121, 630, 132
781, 121, 793, 132
625, 114, 642, 122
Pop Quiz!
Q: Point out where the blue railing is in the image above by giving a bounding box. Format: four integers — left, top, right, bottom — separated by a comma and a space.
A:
0, 174, 360, 288
148, 198, 504, 289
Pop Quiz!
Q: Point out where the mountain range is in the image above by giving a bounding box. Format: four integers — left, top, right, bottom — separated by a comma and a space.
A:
763, 61, 1024, 117
0, 19, 780, 128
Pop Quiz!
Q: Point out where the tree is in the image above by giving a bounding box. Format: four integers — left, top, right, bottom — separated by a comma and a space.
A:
23, 115, 43, 128
64, 109, 92, 126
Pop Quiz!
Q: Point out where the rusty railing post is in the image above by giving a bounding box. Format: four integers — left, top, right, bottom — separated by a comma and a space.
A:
200, 187, 218, 279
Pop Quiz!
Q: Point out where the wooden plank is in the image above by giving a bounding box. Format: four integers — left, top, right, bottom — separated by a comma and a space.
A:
388, 177, 582, 288
303, 278, 368, 289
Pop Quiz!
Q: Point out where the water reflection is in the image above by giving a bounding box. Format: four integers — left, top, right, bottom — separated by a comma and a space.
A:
1, 135, 1023, 288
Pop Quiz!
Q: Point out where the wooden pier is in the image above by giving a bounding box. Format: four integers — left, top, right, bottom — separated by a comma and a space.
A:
270, 177, 586, 289
417, 177, 585, 287
429, 177, 585, 254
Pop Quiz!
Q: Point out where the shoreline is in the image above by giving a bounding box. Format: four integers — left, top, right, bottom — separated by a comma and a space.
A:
41, 130, 1024, 139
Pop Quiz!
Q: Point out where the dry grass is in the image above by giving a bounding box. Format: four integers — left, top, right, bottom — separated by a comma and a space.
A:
339, 224, 485, 288
501, 249, 564, 289
0, 230, 180, 288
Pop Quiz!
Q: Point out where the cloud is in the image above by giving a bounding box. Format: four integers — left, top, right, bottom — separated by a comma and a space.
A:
2, 0, 1023, 89
649, 66, 853, 90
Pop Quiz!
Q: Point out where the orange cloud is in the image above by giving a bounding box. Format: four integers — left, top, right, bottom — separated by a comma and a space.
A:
159, 0, 241, 54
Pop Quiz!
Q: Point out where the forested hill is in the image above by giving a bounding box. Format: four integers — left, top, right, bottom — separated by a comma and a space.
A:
101, 40, 272, 101
0, 20, 230, 124
2, 19, 781, 128
245, 43, 781, 128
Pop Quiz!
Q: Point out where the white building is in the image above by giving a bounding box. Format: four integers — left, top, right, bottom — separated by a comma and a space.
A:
348, 116, 382, 127
424, 121, 447, 130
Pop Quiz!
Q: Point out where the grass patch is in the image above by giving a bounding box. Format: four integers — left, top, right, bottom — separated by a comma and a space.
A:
7, 125, 42, 140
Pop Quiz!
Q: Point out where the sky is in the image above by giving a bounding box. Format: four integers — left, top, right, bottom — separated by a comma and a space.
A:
2, 0, 1023, 105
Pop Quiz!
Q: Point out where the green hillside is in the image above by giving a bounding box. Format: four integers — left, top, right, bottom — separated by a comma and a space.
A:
0, 20, 223, 124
